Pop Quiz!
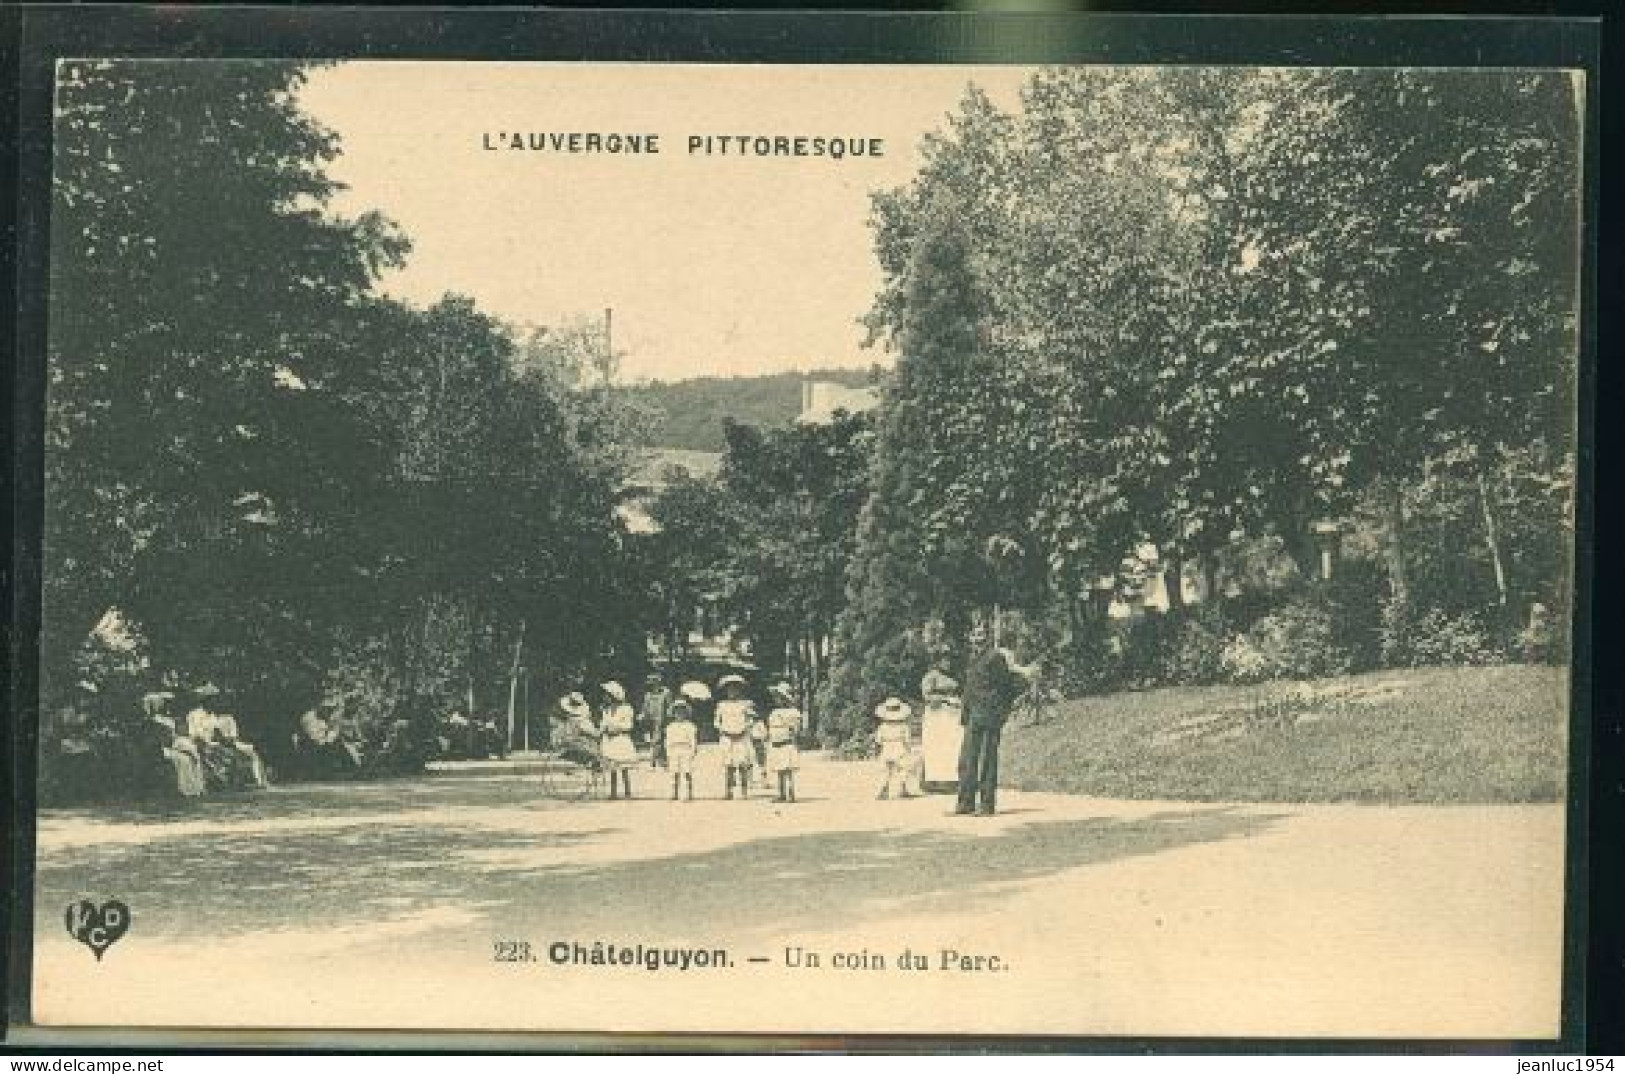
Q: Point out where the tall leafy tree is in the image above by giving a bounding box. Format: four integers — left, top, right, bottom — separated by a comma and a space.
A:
45, 60, 408, 713
827, 64, 1580, 712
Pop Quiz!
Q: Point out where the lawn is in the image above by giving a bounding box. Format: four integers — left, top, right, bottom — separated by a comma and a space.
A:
1000, 663, 1571, 803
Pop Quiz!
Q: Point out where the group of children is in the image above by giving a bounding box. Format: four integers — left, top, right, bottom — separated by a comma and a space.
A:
555, 673, 805, 803
675, 674, 805, 803
556, 670, 947, 805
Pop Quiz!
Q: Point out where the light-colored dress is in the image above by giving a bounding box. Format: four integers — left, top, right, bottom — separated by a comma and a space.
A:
188, 708, 247, 790
715, 699, 757, 767
920, 669, 964, 786
664, 719, 699, 775
876, 720, 913, 766
150, 716, 206, 797
599, 703, 638, 768
766, 707, 803, 773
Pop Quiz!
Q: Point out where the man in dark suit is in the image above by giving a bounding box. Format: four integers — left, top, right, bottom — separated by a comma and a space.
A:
956, 622, 1039, 816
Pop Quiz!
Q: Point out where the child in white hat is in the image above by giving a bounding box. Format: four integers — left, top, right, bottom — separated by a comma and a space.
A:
599, 681, 638, 800
663, 698, 699, 801
765, 682, 804, 804
713, 674, 756, 800
873, 697, 916, 800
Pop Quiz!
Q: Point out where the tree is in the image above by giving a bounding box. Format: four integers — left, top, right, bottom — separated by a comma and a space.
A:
717, 414, 874, 717
45, 59, 408, 720
821, 212, 1017, 741
835, 65, 1580, 700
43, 60, 643, 766
322, 296, 633, 744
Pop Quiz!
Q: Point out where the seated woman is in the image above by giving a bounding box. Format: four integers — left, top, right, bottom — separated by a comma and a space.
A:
214, 714, 270, 788
295, 708, 364, 779
553, 692, 601, 769
187, 705, 248, 790
144, 693, 206, 798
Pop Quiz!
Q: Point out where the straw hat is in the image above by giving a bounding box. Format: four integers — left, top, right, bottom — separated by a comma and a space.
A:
679, 681, 712, 702
874, 697, 913, 723
193, 684, 222, 698
600, 681, 627, 702
769, 682, 796, 703
560, 692, 592, 719
716, 673, 748, 690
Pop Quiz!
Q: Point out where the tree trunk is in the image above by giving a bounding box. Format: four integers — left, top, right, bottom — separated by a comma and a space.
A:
1475, 465, 1511, 610
1162, 558, 1185, 614
1194, 553, 1217, 610
1378, 477, 1412, 605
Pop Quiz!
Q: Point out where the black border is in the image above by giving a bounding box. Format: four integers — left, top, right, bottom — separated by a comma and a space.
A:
3, 5, 1606, 1055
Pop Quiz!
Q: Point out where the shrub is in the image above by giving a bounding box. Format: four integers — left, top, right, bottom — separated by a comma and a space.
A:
1116, 611, 1180, 689
1318, 559, 1387, 672
1054, 615, 1123, 696
816, 624, 934, 745
1161, 609, 1227, 686
1381, 596, 1505, 668
1259, 595, 1353, 678
1379, 594, 1417, 668
1219, 632, 1272, 684
1402, 608, 1503, 667
1222, 594, 1353, 682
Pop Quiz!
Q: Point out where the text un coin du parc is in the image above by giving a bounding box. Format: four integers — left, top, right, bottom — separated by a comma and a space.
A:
480, 131, 886, 160
532, 940, 1008, 973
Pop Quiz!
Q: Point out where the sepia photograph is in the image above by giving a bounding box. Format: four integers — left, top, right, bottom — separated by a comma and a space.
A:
26, 53, 1584, 1040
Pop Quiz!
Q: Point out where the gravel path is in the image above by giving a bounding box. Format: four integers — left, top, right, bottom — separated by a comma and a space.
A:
29, 748, 1566, 1040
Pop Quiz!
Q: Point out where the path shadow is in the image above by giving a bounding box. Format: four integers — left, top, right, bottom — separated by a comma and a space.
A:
463, 808, 1285, 943
40, 775, 562, 828
36, 803, 1282, 949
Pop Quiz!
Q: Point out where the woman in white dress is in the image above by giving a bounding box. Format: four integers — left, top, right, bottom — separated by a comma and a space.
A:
598, 681, 639, 800
143, 693, 205, 798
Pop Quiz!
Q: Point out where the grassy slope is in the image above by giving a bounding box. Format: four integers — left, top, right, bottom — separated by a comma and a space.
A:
1000, 664, 1570, 804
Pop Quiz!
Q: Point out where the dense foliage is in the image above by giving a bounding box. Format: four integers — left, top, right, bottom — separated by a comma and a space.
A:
820, 67, 1579, 739
39, 61, 1582, 791
42, 61, 638, 793
637, 413, 874, 737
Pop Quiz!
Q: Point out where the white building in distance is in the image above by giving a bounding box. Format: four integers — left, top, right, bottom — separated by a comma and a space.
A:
796, 380, 879, 425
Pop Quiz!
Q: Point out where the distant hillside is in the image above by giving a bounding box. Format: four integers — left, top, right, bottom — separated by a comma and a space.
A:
627, 368, 881, 452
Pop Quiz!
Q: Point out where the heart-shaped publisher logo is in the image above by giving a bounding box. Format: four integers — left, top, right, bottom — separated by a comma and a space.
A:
65, 899, 130, 961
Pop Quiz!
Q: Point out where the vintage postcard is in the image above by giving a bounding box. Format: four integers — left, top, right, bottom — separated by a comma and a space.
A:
24, 43, 1588, 1043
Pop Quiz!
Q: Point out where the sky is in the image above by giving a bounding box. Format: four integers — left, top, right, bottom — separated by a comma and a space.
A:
298, 62, 1032, 383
